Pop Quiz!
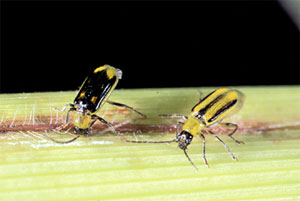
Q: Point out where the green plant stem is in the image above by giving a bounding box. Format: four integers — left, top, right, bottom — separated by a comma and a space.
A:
0, 86, 299, 201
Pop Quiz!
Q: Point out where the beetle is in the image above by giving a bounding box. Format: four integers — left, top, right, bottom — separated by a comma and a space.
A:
125, 88, 245, 170
54, 64, 146, 142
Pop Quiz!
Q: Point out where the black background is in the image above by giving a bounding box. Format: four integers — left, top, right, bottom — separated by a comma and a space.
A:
1, 1, 299, 93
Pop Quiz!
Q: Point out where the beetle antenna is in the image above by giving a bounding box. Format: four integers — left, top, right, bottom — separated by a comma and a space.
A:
42, 133, 80, 144
125, 139, 176, 144
183, 149, 198, 171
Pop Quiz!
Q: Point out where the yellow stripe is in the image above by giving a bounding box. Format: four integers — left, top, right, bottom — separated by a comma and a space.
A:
93, 65, 107, 73
106, 67, 117, 80
93, 65, 117, 80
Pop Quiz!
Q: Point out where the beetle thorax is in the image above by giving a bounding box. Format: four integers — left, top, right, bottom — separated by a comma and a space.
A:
182, 117, 204, 136
73, 111, 92, 130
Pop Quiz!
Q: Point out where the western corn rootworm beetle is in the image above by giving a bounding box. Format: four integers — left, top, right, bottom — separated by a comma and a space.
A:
125, 88, 245, 170
54, 64, 146, 143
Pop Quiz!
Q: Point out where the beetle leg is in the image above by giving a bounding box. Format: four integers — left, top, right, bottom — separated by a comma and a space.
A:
53, 103, 74, 112
106, 100, 146, 118
54, 104, 75, 130
91, 114, 116, 134
197, 89, 204, 101
175, 120, 185, 138
220, 122, 244, 144
56, 107, 76, 130
159, 113, 188, 120
200, 134, 210, 167
64, 107, 76, 125
209, 130, 237, 161
123, 137, 176, 144
42, 132, 80, 144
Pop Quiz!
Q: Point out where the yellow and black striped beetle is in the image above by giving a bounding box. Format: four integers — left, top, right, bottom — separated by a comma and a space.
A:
126, 88, 245, 170
55, 64, 146, 142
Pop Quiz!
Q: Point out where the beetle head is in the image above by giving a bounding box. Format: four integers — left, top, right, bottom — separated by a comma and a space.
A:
177, 130, 193, 150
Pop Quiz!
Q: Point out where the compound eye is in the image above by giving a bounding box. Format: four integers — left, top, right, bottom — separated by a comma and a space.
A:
186, 135, 193, 144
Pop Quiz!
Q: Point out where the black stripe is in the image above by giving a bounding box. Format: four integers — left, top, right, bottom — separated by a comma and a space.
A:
191, 89, 216, 112
208, 99, 237, 123
198, 94, 225, 116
